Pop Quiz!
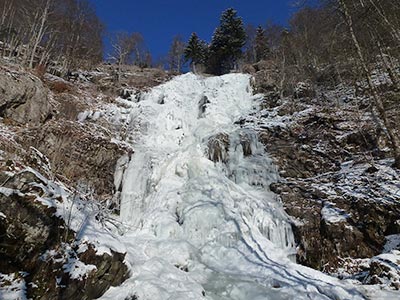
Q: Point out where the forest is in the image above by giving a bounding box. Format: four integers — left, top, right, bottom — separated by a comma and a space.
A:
0, 0, 103, 71
2, 0, 399, 82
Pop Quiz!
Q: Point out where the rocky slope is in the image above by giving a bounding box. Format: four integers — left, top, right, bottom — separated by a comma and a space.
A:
0, 165, 129, 300
247, 61, 400, 289
0, 59, 169, 299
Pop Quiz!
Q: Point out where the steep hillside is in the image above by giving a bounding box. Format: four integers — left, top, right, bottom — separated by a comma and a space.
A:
0, 60, 169, 299
250, 62, 400, 288
0, 60, 399, 299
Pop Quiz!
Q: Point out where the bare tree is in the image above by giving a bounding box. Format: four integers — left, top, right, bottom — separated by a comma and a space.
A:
54, 0, 104, 73
338, 0, 400, 168
0, 0, 103, 72
28, 0, 51, 68
367, 0, 400, 44
168, 35, 185, 73
109, 31, 138, 82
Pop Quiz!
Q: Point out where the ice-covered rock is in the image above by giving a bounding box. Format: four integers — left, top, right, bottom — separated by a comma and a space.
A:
365, 250, 400, 289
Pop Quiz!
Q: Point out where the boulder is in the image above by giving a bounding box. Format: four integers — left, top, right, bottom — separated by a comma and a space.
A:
0, 66, 52, 124
0, 190, 64, 273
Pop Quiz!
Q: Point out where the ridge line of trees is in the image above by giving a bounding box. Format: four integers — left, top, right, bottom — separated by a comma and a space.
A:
184, 8, 247, 75
0, 0, 104, 74
182, 2, 399, 167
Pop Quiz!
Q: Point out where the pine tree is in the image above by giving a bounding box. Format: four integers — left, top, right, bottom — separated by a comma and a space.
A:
184, 32, 207, 73
254, 26, 269, 62
207, 8, 246, 75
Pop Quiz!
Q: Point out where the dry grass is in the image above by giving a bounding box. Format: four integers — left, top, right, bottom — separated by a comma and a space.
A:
33, 64, 47, 81
48, 81, 72, 93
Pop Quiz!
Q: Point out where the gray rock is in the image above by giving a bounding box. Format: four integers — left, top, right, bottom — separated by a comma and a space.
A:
0, 67, 51, 124
0, 166, 129, 300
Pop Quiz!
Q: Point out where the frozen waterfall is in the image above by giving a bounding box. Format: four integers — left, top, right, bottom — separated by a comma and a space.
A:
104, 73, 366, 300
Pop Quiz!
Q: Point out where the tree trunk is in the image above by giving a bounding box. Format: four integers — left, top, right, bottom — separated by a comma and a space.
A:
339, 0, 400, 168
279, 50, 286, 100
192, 62, 197, 74
375, 38, 400, 90
367, 0, 400, 44
29, 0, 51, 68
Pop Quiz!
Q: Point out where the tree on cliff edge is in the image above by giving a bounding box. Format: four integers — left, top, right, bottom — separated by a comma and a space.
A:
207, 8, 246, 75
184, 32, 207, 73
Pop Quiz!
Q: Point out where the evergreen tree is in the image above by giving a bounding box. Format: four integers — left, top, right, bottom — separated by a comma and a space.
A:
254, 26, 270, 62
184, 32, 207, 73
207, 8, 246, 75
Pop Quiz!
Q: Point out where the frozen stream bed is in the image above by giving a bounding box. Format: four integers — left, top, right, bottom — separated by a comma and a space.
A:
100, 73, 371, 300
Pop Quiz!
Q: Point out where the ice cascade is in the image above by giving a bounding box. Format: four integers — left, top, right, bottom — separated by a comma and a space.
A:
104, 73, 365, 300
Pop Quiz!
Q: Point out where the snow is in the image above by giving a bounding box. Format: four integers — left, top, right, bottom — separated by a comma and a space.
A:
0, 273, 27, 300
77, 110, 103, 122
99, 73, 368, 299
384, 234, 400, 253
78, 111, 90, 122
361, 287, 400, 300
321, 202, 350, 224
0, 187, 17, 197
63, 257, 97, 280
373, 250, 400, 266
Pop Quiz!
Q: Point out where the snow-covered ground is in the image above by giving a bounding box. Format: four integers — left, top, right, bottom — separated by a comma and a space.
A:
0, 273, 27, 300
94, 73, 376, 300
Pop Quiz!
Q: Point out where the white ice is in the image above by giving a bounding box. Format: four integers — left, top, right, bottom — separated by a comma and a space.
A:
101, 73, 368, 300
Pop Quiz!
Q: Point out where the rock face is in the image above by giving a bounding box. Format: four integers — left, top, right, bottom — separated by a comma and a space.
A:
249, 74, 400, 281
0, 179, 64, 275
0, 65, 52, 124
29, 245, 129, 300
207, 133, 230, 163
259, 107, 400, 272
0, 61, 132, 299
18, 120, 131, 199
0, 164, 129, 300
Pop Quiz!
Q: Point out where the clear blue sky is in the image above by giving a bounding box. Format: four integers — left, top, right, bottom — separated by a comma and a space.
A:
89, 0, 296, 62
